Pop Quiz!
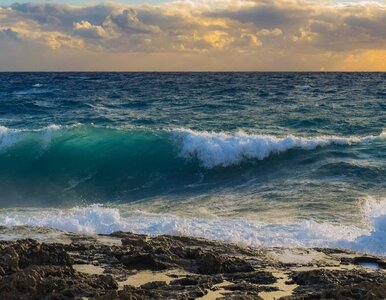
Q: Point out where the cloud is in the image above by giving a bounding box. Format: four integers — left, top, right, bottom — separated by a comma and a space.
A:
0, 27, 18, 40
205, 1, 308, 29
104, 8, 160, 35
257, 28, 283, 37
0, 0, 385, 70
73, 20, 108, 39
8, 3, 115, 29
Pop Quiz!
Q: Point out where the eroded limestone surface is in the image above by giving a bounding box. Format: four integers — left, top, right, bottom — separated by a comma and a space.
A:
0, 231, 385, 299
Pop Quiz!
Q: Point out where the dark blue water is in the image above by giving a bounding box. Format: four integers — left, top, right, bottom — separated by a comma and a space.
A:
0, 72, 385, 254
1, 72, 385, 134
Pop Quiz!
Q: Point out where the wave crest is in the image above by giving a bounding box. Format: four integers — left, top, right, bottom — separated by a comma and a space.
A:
0, 124, 62, 150
173, 128, 385, 168
0, 125, 384, 170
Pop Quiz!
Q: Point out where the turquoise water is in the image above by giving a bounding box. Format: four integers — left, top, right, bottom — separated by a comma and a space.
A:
0, 73, 385, 254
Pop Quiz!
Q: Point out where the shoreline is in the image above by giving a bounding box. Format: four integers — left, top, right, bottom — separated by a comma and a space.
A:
0, 231, 385, 299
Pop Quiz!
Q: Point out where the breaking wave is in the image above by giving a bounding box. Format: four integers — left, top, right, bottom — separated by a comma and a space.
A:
1, 124, 384, 167
0, 124, 384, 206
1, 198, 385, 255
174, 128, 385, 168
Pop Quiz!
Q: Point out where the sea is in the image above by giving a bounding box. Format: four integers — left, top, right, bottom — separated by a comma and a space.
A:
0, 72, 385, 255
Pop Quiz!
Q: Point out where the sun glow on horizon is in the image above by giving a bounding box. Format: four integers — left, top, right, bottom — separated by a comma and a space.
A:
0, 0, 385, 71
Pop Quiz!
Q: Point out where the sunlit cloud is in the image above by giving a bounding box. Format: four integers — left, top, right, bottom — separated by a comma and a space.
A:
0, 0, 385, 70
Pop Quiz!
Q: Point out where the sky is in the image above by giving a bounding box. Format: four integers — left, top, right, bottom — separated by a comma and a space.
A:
0, 0, 385, 71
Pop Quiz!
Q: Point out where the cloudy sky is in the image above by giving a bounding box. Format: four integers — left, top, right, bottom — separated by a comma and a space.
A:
0, 0, 385, 71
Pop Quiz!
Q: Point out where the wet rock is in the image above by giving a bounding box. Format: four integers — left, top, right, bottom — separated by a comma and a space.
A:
141, 281, 167, 289
121, 236, 148, 248
324, 282, 386, 300
0, 240, 72, 275
120, 253, 167, 270
0, 241, 117, 300
224, 282, 276, 293
0, 233, 385, 300
224, 270, 277, 284
116, 284, 206, 300
18, 241, 72, 268
0, 247, 19, 273
197, 252, 223, 274
222, 257, 255, 273
170, 277, 199, 286
290, 268, 386, 299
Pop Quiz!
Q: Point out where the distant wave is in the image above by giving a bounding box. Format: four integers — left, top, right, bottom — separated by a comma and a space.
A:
13, 87, 53, 95
1, 197, 385, 255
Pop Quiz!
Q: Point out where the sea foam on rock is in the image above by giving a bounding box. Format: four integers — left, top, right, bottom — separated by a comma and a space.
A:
1, 198, 385, 256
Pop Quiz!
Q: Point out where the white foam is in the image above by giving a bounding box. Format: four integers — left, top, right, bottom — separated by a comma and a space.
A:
0, 125, 21, 150
14, 87, 52, 95
1, 198, 385, 255
345, 197, 386, 254
173, 129, 385, 168
1, 125, 384, 163
0, 124, 62, 150
39, 124, 62, 148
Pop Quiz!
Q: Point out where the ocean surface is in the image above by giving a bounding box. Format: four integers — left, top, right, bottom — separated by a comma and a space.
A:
0, 72, 385, 255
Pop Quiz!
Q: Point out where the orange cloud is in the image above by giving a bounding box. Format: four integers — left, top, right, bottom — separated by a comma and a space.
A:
0, 0, 385, 70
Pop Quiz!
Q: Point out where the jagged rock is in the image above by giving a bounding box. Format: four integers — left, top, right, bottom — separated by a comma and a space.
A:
0, 247, 19, 273
140, 281, 167, 289
222, 257, 255, 273
224, 271, 277, 284
170, 277, 199, 286
0, 234, 384, 300
197, 252, 223, 274
290, 268, 386, 299
120, 253, 167, 270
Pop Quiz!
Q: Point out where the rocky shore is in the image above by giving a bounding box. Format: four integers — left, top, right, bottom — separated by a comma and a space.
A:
0, 230, 385, 299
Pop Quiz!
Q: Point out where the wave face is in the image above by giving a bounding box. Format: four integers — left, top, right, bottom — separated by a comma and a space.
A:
1, 72, 386, 255
0, 125, 179, 206
0, 125, 384, 207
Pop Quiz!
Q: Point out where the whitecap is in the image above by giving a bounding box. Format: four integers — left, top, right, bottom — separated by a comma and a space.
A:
172, 128, 385, 168
1, 198, 385, 255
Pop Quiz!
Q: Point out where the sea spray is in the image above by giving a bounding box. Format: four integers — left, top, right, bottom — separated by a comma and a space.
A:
1, 198, 385, 255
0, 124, 384, 167
1, 72, 385, 257
173, 128, 385, 168
0, 125, 384, 206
